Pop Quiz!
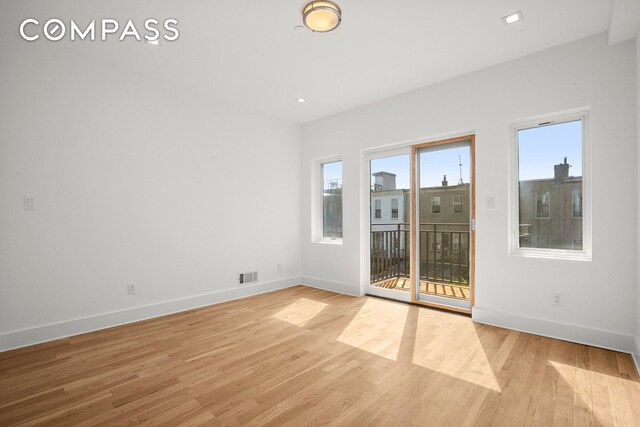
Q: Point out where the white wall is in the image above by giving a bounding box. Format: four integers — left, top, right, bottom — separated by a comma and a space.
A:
300, 34, 638, 352
0, 38, 301, 350
636, 35, 640, 361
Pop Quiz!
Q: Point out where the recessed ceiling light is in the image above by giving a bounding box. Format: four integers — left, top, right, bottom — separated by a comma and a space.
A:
502, 11, 523, 25
303, 1, 342, 32
296, 98, 307, 103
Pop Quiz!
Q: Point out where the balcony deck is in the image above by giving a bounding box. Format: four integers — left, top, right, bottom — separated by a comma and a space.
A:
372, 277, 470, 300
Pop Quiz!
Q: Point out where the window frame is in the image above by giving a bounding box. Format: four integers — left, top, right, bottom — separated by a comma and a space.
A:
391, 198, 399, 219
312, 155, 343, 244
509, 109, 591, 261
535, 191, 551, 219
374, 199, 382, 219
431, 196, 441, 214
452, 194, 463, 214
572, 190, 583, 219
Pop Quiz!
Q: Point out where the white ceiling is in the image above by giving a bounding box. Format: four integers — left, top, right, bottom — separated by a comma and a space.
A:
1, 0, 622, 123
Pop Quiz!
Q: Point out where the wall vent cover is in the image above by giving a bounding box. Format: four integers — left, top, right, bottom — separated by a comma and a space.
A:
239, 271, 258, 285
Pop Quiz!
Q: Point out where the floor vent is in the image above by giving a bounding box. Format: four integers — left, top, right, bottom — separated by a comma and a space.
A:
239, 271, 258, 285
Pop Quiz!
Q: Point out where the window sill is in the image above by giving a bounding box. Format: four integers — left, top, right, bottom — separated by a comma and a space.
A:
510, 248, 591, 261
314, 238, 343, 245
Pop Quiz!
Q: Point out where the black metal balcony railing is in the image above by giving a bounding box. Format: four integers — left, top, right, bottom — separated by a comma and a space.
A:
370, 223, 470, 285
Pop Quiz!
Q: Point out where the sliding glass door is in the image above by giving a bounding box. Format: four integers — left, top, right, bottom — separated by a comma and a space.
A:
365, 137, 475, 313
412, 137, 475, 312
366, 150, 412, 302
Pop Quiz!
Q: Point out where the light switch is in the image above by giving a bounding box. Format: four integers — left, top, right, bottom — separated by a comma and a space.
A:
487, 197, 495, 209
23, 197, 34, 210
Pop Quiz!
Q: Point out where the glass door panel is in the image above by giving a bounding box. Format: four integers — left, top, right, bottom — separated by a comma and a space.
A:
367, 152, 411, 302
415, 140, 473, 311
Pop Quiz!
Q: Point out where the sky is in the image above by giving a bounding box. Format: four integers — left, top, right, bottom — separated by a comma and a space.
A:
370, 154, 411, 189
370, 148, 470, 189
327, 120, 582, 190
323, 161, 342, 187
419, 146, 470, 187
518, 120, 582, 181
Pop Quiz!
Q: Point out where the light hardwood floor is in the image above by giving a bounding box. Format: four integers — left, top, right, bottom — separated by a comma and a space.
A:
1, 286, 639, 426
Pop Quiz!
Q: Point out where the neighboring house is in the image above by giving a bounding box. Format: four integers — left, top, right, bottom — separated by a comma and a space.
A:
519, 158, 583, 250
371, 171, 410, 226
417, 179, 471, 269
370, 173, 471, 280
370, 159, 581, 281
370, 172, 411, 269
370, 172, 471, 226
323, 180, 343, 238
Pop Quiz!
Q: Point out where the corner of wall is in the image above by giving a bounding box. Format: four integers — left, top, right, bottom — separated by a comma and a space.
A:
300, 276, 363, 297
634, 33, 640, 375
633, 338, 640, 375
636, 34, 640, 374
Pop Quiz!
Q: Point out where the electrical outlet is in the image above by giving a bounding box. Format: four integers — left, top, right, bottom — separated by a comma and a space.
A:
277, 263, 282, 272
127, 282, 136, 295
552, 293, 562, 306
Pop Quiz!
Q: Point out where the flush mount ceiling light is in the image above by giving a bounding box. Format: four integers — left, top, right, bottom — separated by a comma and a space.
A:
502, 11, 523, 25
303, 1, 342, 32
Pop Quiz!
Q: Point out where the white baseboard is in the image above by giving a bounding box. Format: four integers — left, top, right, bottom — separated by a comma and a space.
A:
300, 276, 362, 297
473, 306, 637, 355
0, 277, 301, 353
633, 338, 640, 376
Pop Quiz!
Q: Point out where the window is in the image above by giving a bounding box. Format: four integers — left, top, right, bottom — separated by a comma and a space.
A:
572, 190, 582, 218
374, 199, 381, 219
322, 161, 343, 239
391, 198, 399, 219
431, 196, 441, 214
535, 191, 550, 219
453, 195, 463, 214
533, 236, 550, 248
512, 111, 589, 258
